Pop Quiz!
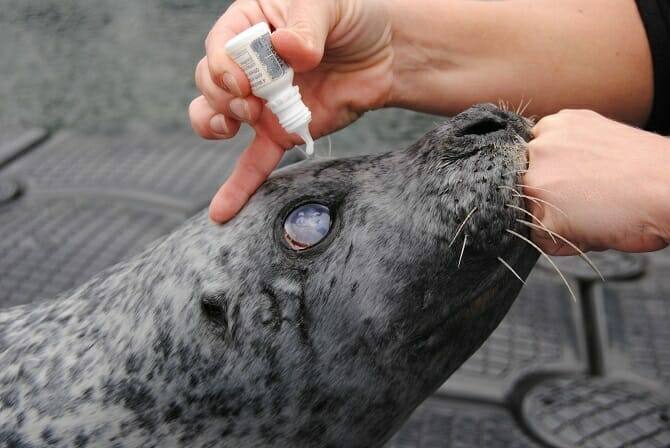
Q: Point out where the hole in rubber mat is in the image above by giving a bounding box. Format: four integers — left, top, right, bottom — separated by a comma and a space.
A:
0, 178, 21, 204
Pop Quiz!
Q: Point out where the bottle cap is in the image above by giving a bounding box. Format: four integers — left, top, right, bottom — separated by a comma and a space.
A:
265, 85, 312, 140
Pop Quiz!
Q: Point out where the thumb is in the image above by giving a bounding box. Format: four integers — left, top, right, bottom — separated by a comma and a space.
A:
271, 0, 335, 72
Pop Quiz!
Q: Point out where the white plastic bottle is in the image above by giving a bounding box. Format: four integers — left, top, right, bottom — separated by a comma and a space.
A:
225, 22, 314, 155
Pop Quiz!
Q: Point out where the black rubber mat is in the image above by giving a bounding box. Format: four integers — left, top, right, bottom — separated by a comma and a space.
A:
386, 397, 541, 448
0, 196, 184, 307
4, 125, 249, 210
387, 396, 540, 447
523, 377, 670, 447
0, 176, 21, 205
598, 249, 670, 389
441, 268, 586, 402
0, 126, 249, 307
0, 126, 47, 167
538, 251, 647, 282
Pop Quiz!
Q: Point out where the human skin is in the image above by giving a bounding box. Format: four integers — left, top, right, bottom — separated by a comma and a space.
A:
526, 110, 669, 255
189, 0, 666, 254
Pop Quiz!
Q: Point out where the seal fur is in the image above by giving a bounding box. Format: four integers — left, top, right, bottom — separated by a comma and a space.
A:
0, 104, 538, 447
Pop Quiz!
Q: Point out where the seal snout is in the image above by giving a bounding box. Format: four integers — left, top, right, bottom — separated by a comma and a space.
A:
450, 103, 533, 143
454, 114, 507, 138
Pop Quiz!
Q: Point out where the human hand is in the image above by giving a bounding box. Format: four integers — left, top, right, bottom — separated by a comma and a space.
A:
189, 0, 394, 222
522, 110, 670, 255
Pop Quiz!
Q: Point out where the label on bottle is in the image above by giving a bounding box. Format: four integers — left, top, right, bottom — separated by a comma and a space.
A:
231, 32, 288, 91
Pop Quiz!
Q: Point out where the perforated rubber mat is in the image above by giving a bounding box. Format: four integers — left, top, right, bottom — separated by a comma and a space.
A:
523, 377, 670, 447
441, 268, 586, 402
599, 250, 670, 389
0, 127, 47, 168
538, 251, 646, 282
0, 125, 250, 307
0, 196, 183, 307
1, 127, 669, 447
388, 397, 539, 447
4, 126, 246, 208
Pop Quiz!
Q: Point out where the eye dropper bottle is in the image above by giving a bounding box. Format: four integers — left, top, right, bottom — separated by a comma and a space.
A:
225, 22, 314, 155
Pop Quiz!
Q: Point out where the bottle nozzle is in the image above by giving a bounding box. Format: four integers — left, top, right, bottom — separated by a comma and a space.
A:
296, 123, 314, 156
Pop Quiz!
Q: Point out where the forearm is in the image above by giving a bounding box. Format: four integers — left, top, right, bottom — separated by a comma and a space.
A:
387, 0, 654, 126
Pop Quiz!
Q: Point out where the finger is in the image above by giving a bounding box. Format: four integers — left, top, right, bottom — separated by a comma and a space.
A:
271, 0, 336, 72
196, 58, 264, 123
206, 2, 266, 96
209, 133, 284, 223
189, 96, 241, 140
228, 97, 264, 124
530, 228, 579, 256
195, 57, 231, 110
532, 113, 564, 137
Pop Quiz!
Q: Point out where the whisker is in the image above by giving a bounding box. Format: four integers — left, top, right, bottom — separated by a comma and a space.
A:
458, 234, 468, 268
498, 185, 522, 195
506, 229, 577, 302
514, 135, 528, 148
516, 219, 604, 281
506, 204, 557, 243
502, 169, 529, 176
449, 207, 478, 248
516, 183, 556, 195
512, 193, 568, 218
519, 98, 533, 117
497, 256, 526, 285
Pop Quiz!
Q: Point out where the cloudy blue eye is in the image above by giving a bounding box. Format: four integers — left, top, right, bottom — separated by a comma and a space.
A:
284, 203, 331, 250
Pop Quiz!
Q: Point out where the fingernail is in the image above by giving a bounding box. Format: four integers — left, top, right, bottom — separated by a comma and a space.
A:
222, 72, 240, 96
229, 98, 250, 122
209, 114, 228, 135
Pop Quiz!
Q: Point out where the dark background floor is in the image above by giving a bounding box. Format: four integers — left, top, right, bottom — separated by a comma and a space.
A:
1, 1, 669, 447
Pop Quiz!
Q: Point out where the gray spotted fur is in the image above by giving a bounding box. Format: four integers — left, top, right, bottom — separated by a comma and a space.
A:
0, 104, 538, 447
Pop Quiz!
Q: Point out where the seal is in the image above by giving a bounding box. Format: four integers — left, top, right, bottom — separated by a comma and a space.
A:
0, 103, 538, 447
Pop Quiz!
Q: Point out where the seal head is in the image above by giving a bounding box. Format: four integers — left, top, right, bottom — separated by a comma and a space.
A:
0, 104, 537, 447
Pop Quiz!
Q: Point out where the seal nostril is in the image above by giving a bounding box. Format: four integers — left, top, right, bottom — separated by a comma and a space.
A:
457, 117, 507, 137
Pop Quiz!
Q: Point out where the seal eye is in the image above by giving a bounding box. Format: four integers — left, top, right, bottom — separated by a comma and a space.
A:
284, 203, 331, 250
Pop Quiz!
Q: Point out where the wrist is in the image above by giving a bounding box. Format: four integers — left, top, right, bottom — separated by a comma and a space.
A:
385, 0, 458, 111
647, 136, 670, 244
